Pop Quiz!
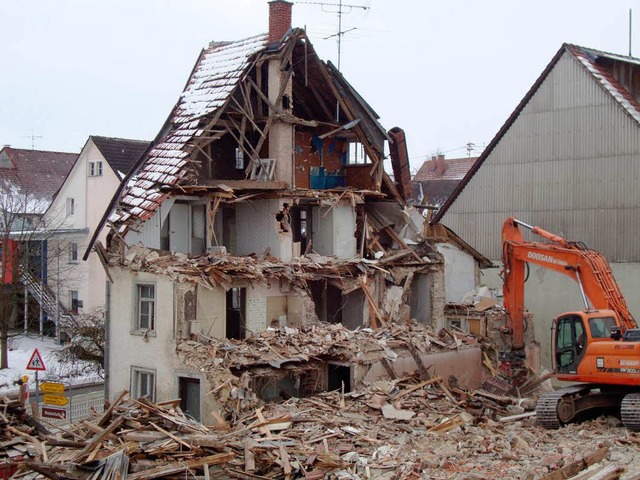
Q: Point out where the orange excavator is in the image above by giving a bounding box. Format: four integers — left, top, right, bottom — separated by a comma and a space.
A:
501, 217, 640, 429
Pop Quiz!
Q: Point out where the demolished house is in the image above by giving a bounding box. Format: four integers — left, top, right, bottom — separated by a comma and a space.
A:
87, 1, 490, 425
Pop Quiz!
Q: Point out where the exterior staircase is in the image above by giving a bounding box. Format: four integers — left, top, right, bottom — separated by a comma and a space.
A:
20, 269, 78, 328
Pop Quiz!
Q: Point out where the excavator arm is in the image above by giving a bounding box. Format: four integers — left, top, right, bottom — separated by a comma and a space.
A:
501, 217, 636, 349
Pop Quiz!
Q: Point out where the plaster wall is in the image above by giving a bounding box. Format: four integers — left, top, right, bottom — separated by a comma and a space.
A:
311, 203, 357, 259
436, 243, 476, 303
176, 284, 227, 338
244, 283, 304, 335
359, 347, 485, 390
482, 261, 640, 370
236, 199, 292, 261
108, 267, 231, 426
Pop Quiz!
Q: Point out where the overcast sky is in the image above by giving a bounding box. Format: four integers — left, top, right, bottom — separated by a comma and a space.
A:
0, 0, 636, 171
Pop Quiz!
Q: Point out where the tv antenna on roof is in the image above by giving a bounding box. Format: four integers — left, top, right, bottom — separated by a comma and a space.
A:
297, 0, 369, 71
22, 129, 43, 150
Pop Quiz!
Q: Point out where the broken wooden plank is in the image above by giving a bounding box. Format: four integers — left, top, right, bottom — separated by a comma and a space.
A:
127, 452, 235, 480
73, 416, 124, 462
392, 376, 442, 399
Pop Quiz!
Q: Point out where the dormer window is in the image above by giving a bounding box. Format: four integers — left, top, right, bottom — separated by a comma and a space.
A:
88, 161, 103, 176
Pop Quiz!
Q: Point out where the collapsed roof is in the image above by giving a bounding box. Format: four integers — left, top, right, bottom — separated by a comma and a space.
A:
95, 25, 402, 249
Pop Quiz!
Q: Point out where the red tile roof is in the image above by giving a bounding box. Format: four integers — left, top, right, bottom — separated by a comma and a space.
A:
0, 147, 77, 211
412, 156, 479, 182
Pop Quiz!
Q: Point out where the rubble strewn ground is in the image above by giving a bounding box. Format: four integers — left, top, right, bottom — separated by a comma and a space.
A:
3, 323, 640, 480
3, 378, 640, 479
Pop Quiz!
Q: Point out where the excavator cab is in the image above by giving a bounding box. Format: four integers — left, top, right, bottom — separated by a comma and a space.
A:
554, 313, 587, 375
553, 310, 619, 375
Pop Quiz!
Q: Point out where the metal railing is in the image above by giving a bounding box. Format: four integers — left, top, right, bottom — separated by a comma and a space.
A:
20, 269, 77, 328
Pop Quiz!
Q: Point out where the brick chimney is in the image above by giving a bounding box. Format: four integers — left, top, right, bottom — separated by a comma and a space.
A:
436, 154, 446, 175
268, 0, 293, 43
430, 155, 437, 171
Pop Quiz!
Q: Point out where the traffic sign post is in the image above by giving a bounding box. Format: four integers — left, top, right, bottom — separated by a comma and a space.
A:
43, 394, 69, 407
39, 382, 64, 394
26, 348, 46, 405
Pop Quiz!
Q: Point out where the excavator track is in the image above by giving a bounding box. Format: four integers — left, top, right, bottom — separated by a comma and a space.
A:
536, 386, 589, 429
621, 393, 640, 431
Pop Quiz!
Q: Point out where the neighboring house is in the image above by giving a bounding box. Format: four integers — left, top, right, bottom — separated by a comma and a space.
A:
0, 146, 77, 331
432, 43, 640, 367
412, 154, 478, 208
44, 136, 150, 322
88, 1, 475, 422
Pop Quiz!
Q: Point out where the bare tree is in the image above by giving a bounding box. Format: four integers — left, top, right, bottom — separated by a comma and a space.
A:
55, 309, 105, 380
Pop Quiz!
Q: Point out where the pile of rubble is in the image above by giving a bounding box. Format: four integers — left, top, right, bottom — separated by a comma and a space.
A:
181, 321, 478, 369
175, 321, 482, 419
4, 373, 640, 479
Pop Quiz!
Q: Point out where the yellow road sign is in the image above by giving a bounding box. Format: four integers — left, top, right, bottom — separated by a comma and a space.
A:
39, 382, 64, 394
43, 394, 68, 407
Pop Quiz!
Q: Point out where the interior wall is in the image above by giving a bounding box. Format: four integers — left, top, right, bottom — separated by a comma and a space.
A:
194, 286, 226, 340
236, 199, 292, 261
311, 203, 356, 259
408, 273, 431, 324
294, 130, 346, 189
245, 284, 305, 336
436, 243, 476, 303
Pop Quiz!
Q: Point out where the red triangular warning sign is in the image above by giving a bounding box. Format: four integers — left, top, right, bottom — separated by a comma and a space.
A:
26, 348, 46, 371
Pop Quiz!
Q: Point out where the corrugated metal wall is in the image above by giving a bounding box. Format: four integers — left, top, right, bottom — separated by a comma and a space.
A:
442, 51, 640, 261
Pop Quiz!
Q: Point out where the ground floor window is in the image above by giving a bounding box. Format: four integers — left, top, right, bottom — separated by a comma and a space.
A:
131, 367, 156, 400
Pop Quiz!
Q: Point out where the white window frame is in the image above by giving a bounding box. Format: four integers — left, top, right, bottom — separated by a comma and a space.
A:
135, 283, 156, 332
68, 242, 78, 263
346, 142, 371, 165
88, 161, 103, 176
131, 367, 156, 400
66, 197, 75, 217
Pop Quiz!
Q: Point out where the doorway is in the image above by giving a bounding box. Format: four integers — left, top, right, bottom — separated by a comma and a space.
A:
178, 376, 201, 421
226, 287, 246, 339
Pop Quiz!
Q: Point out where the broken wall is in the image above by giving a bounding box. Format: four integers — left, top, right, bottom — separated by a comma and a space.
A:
174, 283, 226, 340
312, 202, 357, 259
236, 199, 293, 261
245, 283, 307, 335
359, 347, 485, 390
436, 242, 476, 303
408, 273, 431, 324
294, 130, 346, 189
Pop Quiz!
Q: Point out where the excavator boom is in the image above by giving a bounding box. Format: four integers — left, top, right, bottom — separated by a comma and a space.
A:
500, 218, 640, 430
501, 217, 636, 349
